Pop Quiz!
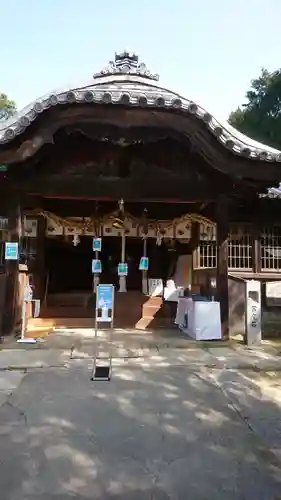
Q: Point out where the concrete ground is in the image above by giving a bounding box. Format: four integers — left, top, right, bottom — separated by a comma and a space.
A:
1, 343, 281, 498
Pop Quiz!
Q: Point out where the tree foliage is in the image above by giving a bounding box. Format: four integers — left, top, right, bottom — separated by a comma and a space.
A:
0, 93, 17, 120
228, 68, 281, 149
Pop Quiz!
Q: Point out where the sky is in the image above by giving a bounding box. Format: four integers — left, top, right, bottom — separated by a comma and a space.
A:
1, 0, 281, 122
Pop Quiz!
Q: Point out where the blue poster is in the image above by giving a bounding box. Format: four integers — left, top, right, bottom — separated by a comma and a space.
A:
139, 256, 149, 271
92, 259, 102, 273
93, 238, 102, 252
5, 242, 19, 261
97, 284, 114, 310
118, 262, 128, 276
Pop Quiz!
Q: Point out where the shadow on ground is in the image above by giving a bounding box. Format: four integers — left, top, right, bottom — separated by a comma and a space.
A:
0, 361, 281, 499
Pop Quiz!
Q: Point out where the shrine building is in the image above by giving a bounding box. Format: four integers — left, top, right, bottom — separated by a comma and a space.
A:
1, 51, 281, 338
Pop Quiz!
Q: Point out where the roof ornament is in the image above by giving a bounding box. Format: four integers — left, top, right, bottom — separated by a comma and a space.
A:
93, 51, 159, 81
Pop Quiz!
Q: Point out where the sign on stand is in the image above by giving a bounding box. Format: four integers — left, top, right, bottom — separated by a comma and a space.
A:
96, 284, 114, 322
91, 284, 115, 382
5, 242, 19, 260
245, 280, 262, 345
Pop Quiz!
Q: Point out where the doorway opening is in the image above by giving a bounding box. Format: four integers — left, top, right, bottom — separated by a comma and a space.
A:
45, 236, 93, 294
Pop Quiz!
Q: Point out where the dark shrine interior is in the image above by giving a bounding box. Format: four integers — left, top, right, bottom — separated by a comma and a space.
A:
45, 233, 188, 294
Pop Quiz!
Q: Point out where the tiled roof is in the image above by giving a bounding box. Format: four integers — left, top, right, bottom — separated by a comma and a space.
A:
1, 51, 281, 163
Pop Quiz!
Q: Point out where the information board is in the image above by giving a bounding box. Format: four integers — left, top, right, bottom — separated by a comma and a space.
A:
93, 238, 102, 252
97, 284, 114, 310
139, 256, 149, 271
96, 284, 114, 323
92, 259, 102, 273
118, 263, 128, 276
5, 242, 19, 261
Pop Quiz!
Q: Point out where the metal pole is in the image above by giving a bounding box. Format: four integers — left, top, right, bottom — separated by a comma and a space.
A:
119, 229, 127, 292
91, 314, 98, 379
20, 300, 27, 341
109, 286, 115, 379
93, 226, 101, 293
142, 237, 148, 295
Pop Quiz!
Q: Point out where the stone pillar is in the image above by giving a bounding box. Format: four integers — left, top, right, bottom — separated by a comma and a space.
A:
216, 196, 229, 339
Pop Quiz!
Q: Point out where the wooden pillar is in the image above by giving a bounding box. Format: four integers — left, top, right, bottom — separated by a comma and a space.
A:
252, 224, 261, 274
32, 215, 46, 301
190, 221, 200, 251
216, 196, 229, 339
2, 199, 22, 335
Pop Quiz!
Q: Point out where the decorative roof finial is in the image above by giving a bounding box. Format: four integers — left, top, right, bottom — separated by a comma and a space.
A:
93, 51, 159, 81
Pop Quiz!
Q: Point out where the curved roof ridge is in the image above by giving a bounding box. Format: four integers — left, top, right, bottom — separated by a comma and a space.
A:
0, 50, 281, 163
221, 120, 280, 154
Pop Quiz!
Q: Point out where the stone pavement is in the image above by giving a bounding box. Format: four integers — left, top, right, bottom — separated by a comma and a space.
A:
0, 362, 281, 499
0, 332, 281, 498
0, 328, 281, 372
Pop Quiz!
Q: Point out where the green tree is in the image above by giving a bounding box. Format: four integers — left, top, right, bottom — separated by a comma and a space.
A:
228, 68, 281, 149
0, 93, 16, 120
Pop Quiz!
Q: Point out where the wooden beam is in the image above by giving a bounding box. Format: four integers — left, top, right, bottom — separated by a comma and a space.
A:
190, 222, 200, 252
216, 195, 229, 339
23, 178, 231, 202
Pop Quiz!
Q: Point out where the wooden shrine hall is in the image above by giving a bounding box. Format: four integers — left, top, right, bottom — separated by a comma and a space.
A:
1, 50, 281, 338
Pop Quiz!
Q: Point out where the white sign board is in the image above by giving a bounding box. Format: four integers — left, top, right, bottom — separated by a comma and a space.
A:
245, 280, 262, 345
24, 285, 33, 302
148, 279, 163, 297
33, 300, 41, 318
96, 285, 114, 323
265, 281, 281, 306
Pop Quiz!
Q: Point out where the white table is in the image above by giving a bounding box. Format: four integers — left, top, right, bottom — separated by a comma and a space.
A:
175, 298, 222, 340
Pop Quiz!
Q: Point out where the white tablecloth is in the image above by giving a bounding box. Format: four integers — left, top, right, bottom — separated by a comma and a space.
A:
175, 298, 193, 325
175, 298, 222, 340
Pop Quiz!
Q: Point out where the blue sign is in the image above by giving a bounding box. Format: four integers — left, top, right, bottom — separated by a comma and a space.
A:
118, 262, 128, 276
92, 259, 102, 273
97, 284, 114, 310
5, 242, 19, 261
93, 238, 102, 252
139, 256, 149, 271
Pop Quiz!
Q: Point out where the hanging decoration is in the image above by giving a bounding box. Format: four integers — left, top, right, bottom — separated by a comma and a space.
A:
25, 208, 215, 237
